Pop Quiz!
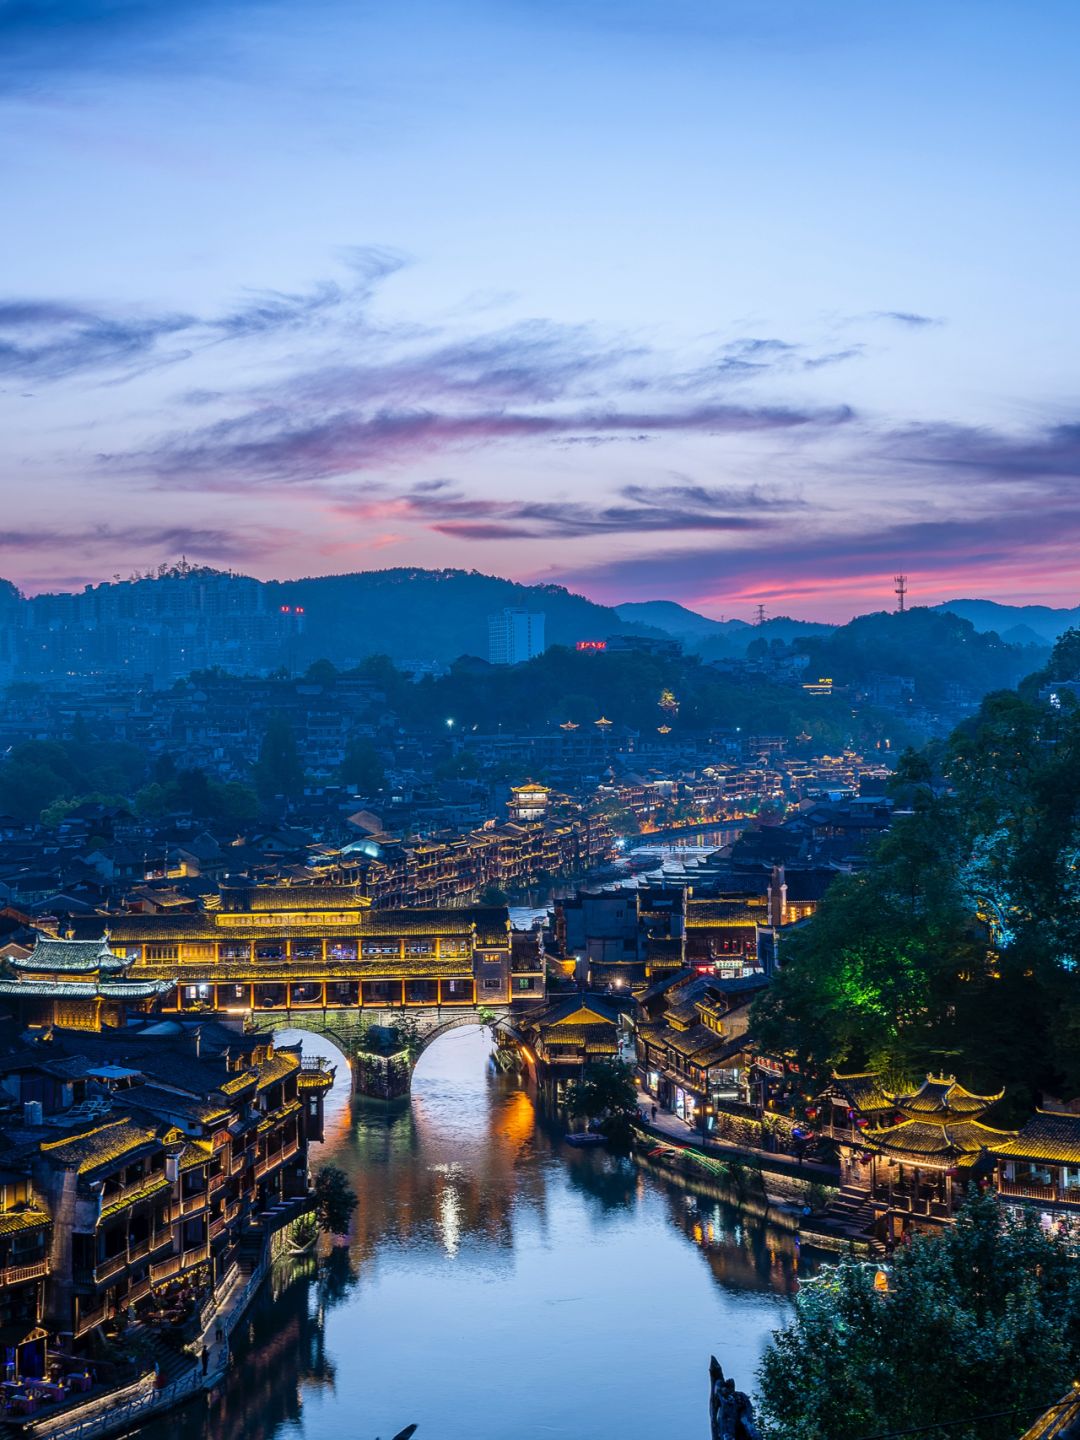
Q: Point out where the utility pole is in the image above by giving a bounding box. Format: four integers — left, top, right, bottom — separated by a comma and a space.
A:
755, 603, 766, 626
894, 574, 908, 613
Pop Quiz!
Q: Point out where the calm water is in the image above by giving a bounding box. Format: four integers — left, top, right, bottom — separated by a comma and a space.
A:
138, 1028, 802, 1440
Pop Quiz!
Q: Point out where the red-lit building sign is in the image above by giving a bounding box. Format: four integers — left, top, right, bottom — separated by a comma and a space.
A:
576, 640, 607, 651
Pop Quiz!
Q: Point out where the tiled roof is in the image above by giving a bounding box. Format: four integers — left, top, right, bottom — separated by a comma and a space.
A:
98, 1174, 170, 1223
530, 993, 622, 1028
686, 900, 763, 927
220, 885, 368, 912
0, 979, 172, 999
178, 1140, 212, 1171
992, 1111, 1080, 1165
828, 1071, 894, 1115
1020, 1388, 1080, 1439
13, 937, 126, 974
253, 1050, 298, 1092
890, 1074, 1004, 1118
42, 1119, 160, 1176
0, 1209, 49, 1237
105, 906, 509, 942
125, 1086, 231, 1126
863, 1118, 1016, 1170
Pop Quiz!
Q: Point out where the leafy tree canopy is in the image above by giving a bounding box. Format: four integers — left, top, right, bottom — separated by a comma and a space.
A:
758, 1194, 1080, 1440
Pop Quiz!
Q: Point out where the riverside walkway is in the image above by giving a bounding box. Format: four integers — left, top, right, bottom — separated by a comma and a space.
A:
634, 1089, 840, 1184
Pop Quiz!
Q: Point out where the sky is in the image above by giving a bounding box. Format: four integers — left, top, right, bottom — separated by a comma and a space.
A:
1, 0, 1079, 621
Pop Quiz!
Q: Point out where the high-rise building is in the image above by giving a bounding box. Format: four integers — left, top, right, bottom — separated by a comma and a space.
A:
487, 608, 545, 665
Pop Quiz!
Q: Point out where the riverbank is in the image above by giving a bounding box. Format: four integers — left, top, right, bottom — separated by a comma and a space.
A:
22, 1204, 313, 1440
634, 1092, 840, 1184
622, 1106, 889, 1258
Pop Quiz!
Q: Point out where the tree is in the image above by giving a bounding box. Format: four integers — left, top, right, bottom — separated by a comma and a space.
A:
313, 1164, 357, 1236
305, 658, 338, 685
750, 796, 986, 1089
253, 714, 305, 802
339, 738, 385, 794
757, 1194, 1080, 1440
564, 1059, 639, 1150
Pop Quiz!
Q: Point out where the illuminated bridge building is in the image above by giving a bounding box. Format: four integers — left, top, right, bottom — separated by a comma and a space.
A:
37, 886, 548, 1030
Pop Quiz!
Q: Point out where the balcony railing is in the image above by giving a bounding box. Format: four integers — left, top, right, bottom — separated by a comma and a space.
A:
0, 1258, 48, 1287
997, 1178, 1080, 1206
179, 1191, 208, 1216
150, 1254, 180, 1283
94, 1253, 128, 1284
126, 1276, 152, 1305
75, 1303, 109, 1338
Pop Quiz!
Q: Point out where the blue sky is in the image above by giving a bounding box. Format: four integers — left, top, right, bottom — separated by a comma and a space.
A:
1, 0, 1078, 618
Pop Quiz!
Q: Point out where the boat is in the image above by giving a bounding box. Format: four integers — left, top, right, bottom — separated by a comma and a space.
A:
565, 1132, 606, 1147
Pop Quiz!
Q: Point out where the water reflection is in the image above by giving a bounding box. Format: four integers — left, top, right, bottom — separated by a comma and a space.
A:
137, 1027, 799, 1440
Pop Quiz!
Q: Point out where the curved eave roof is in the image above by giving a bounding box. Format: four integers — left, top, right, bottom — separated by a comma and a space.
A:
863, 1119, 1017, 1169
0, 979, 171, 999
828, 1071, 893, 1115
12, 955, 127, 976
15, 938, 127, 975
887, 1074, 1004, 1118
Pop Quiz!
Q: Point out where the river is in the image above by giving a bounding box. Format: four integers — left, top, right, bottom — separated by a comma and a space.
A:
135, 1027, 803, 1440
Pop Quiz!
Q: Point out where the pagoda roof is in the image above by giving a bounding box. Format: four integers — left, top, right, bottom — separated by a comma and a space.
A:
13, 937, 126, 975
863, 1118, 1016, 1171
0, 978, 172, 1000
992, 1110, 1080, 1166
888, 1074, 1004, 1119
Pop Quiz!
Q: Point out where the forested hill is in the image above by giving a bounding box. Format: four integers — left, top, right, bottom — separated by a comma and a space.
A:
792, 608, 1045, 702
272, 568, 650, 664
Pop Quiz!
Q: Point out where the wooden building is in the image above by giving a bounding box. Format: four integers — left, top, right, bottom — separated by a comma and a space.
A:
64, 886, 528, 1014
992, 1111, 1080, 1213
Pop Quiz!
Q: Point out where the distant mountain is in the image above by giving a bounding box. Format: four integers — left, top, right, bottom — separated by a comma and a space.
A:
615, 600, 832, 659
273, 568, 653, 665
935, 599, 1080, 645
614, 599, 737, 640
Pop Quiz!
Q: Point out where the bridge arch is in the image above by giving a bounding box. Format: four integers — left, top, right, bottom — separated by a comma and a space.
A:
237, 1005, 522, 1098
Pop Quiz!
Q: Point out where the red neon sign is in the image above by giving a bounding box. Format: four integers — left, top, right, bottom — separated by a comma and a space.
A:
576, 640, 607, 651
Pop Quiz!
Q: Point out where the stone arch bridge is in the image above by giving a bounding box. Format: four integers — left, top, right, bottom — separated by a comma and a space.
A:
246, 1004, 522, 1097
